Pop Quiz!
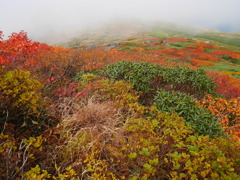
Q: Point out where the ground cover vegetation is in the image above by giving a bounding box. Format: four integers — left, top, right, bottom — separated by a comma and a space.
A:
0, 29, 240, 179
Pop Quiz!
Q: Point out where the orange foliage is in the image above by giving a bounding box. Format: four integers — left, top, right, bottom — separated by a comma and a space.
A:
198, 95, 240, 141
179, 48, 219, 62
229, 53, 240, 59
191, 59, 215, 67
150, 43, 219, 66
77, 47, 188, 71
166, 37, 189, 42
211, 50, 240, 59
188, 42, 221, 50
221, 71, 240, 76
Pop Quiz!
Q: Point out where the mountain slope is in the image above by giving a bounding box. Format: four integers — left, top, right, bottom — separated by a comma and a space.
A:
0, 23, 240, 179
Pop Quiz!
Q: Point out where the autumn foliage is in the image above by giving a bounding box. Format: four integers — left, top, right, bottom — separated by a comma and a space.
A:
207, 71, 240, 99
0, 31, 240, 179
198, 95, 240, 141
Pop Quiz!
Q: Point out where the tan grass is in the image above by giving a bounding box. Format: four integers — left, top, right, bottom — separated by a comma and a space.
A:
44, 96, 127, 174
56, 96, 126, 145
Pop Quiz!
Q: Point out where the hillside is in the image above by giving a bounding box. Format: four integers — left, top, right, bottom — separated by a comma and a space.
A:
0, 23, 240, 179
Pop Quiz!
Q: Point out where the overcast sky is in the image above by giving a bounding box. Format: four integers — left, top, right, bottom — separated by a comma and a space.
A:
1, 0, 240, 42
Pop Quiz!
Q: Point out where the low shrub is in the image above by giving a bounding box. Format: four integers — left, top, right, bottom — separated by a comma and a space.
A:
0, 133, 45, 179
198, 95, 240, 141
101, 61, 216, 98
0, 70, 43, 130
207, 71, 240, 99
154, 89, 224, 137
76, 74, 141, 111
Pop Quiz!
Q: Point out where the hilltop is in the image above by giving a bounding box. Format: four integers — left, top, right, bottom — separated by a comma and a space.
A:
0, 22, 240, 179
57, 21, 240, 48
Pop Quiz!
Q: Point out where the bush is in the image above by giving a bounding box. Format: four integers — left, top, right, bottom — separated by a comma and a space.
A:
0, 70, 43, 129
0, 134, 44, 179
198, 95, 240, 141
102, 61, 162, 92
101, 61, 216, 98
76, 74, 141, 111
207, 71, 240, 99
154, 89, 224, 137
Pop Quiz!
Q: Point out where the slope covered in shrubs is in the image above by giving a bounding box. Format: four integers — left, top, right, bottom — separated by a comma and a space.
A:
0, 30, 240, 179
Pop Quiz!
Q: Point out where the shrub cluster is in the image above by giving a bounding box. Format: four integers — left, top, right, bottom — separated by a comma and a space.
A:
0, 70, 43, 131
154, 89, 224, 137
102, 61, 216, 98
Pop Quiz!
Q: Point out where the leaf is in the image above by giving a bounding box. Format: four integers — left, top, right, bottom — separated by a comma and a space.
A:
21, 121, 27, 127
32, 120, 39, 125
143, 163, 153, 171
128, 152, 137, 160
130, 176, 138, 180
173, 163, 181, 170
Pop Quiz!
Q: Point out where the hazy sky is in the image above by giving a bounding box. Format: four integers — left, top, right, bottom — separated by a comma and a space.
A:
1, 0, 239, 42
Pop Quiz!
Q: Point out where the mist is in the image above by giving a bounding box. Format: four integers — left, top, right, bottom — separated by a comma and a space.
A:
1, 0, 240, 43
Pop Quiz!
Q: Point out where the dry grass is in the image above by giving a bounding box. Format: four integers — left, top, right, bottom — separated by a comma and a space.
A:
62, 97, 122, 132
53, 96, 127, 153
41, 96, 127, 175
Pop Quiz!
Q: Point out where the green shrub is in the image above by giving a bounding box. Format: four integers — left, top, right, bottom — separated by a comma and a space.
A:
101, 61, 216, 98
102, 61, 161, 92
154, 89, 224, 137
171, 41, 190, 48
161, 66, 216, 96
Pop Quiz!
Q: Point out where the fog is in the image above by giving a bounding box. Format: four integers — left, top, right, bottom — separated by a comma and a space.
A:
1, 0, 240, 43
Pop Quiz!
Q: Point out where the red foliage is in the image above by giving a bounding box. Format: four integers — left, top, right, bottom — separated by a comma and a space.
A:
54, 83, 78, 98
211, 50, 240, 59
207, 71, 240, 99
0, 31, 51, 70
